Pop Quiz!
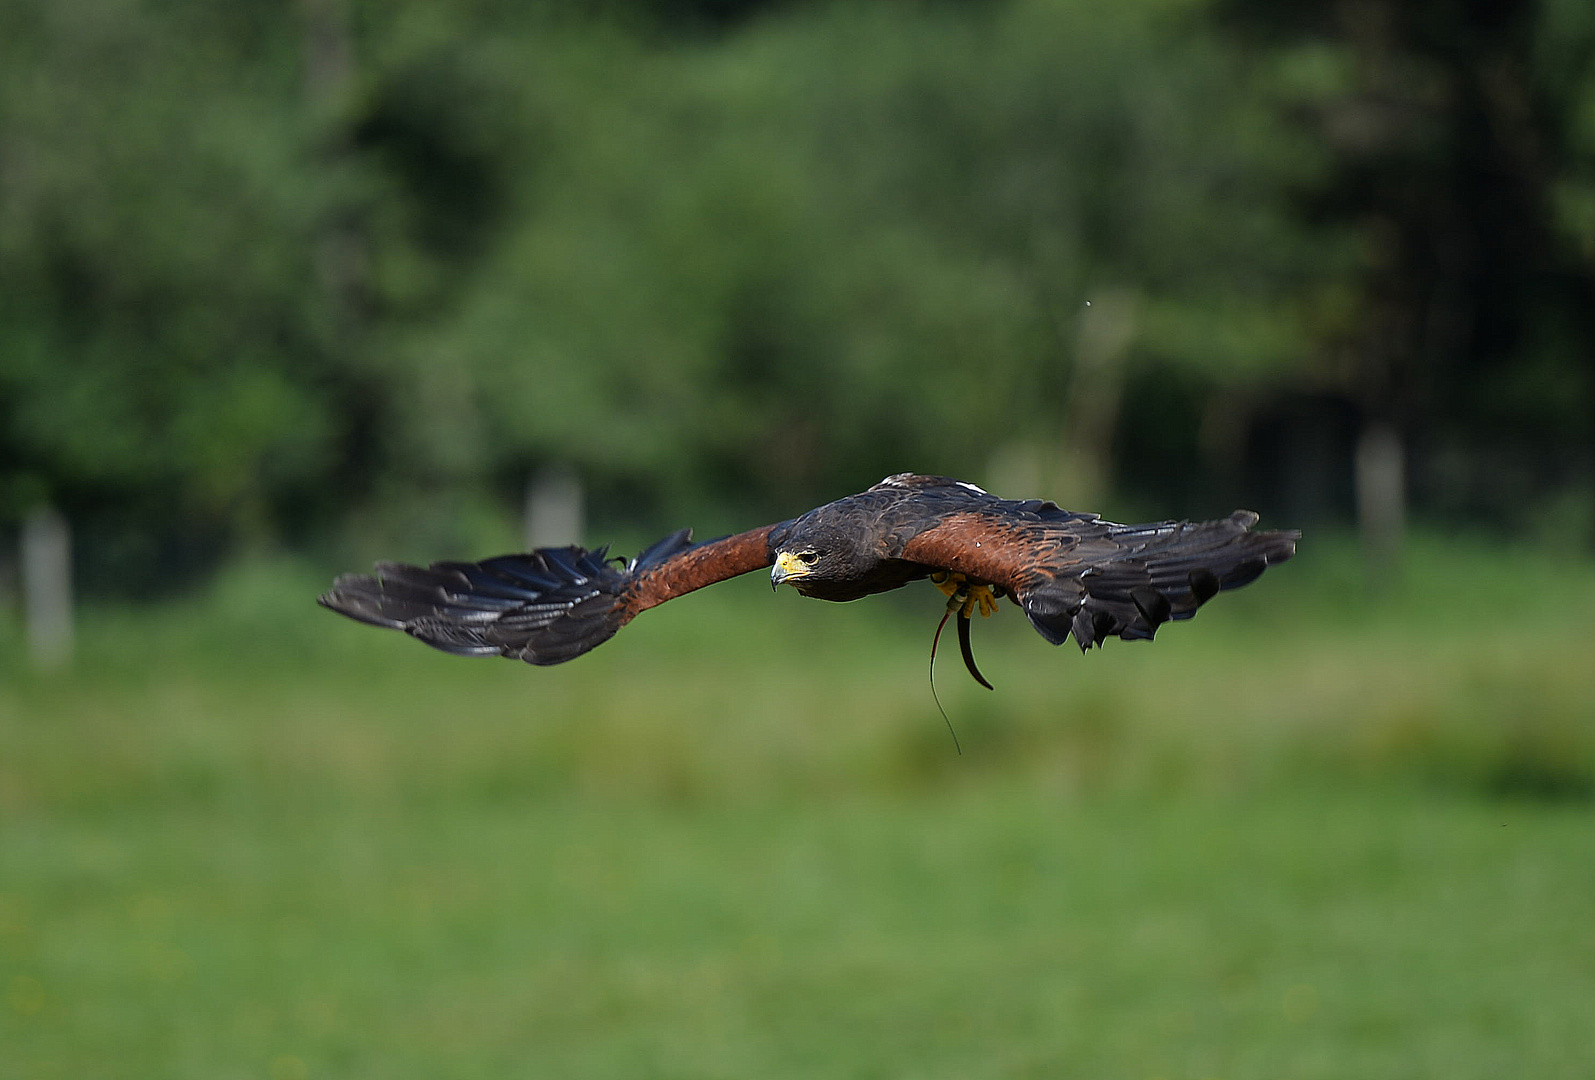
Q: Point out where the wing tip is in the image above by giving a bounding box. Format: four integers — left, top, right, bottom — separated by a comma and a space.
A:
321, 546, 635, 666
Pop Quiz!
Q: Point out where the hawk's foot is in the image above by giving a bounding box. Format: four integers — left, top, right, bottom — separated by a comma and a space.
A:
929, 571, 1003, 618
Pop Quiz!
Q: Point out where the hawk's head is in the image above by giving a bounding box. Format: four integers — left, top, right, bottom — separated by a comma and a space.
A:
769, 521, 873, 598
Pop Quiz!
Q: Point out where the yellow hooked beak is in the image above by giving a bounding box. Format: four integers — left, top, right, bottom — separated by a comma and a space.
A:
770, 551, 811, 590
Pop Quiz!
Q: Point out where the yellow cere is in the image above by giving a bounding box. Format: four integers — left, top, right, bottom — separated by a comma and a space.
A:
773, 551, 811, 580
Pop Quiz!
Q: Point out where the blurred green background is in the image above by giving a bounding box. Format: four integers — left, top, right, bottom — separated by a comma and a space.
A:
3, 0, 1594, 1077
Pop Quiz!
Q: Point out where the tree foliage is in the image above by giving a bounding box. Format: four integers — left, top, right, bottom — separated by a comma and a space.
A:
1, 0, 1591, 591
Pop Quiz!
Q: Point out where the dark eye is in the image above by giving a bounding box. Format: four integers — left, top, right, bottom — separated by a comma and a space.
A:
798, 550, 820, 565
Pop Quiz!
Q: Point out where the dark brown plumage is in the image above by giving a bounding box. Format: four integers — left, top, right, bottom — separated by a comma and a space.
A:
320, 473, 1298, 680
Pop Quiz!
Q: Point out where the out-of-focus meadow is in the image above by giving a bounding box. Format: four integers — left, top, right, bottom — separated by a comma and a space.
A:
4, 539, 1595, 1078
4, 0, 1595, 1077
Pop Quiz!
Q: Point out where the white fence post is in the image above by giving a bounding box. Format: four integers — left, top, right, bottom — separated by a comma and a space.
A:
1355, 422, 1406, 583
22, 505, 73, 670
524, 466, 585, 551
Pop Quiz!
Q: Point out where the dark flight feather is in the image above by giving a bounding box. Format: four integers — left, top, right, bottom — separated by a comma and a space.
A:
319, 526, 780, 665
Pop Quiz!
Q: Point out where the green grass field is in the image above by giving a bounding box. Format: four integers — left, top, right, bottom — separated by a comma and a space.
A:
3, 534, 1593, 1078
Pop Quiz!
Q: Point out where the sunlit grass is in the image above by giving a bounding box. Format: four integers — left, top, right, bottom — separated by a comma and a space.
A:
2, 532, 1593, 1077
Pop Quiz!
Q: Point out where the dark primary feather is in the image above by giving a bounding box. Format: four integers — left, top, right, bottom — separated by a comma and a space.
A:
318, 525, 780, 666
1022, 511, 1295, 650
320, 545, 631, 664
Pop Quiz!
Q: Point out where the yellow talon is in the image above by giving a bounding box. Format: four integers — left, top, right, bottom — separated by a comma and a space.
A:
930, 572, 1000, 618
972, 585, 998, 618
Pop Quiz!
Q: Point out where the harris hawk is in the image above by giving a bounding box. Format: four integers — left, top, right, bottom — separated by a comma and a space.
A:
320, 474, 1298, 688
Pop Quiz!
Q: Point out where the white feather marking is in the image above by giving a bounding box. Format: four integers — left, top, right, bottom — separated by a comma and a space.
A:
956, 481, 988, 494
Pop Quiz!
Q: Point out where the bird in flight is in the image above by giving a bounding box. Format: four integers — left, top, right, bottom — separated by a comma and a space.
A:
320, 474, 1297, 687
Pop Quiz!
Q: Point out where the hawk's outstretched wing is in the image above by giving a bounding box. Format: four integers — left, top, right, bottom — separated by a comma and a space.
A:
318, 524, 784, 665
896, 499, 1297, 651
